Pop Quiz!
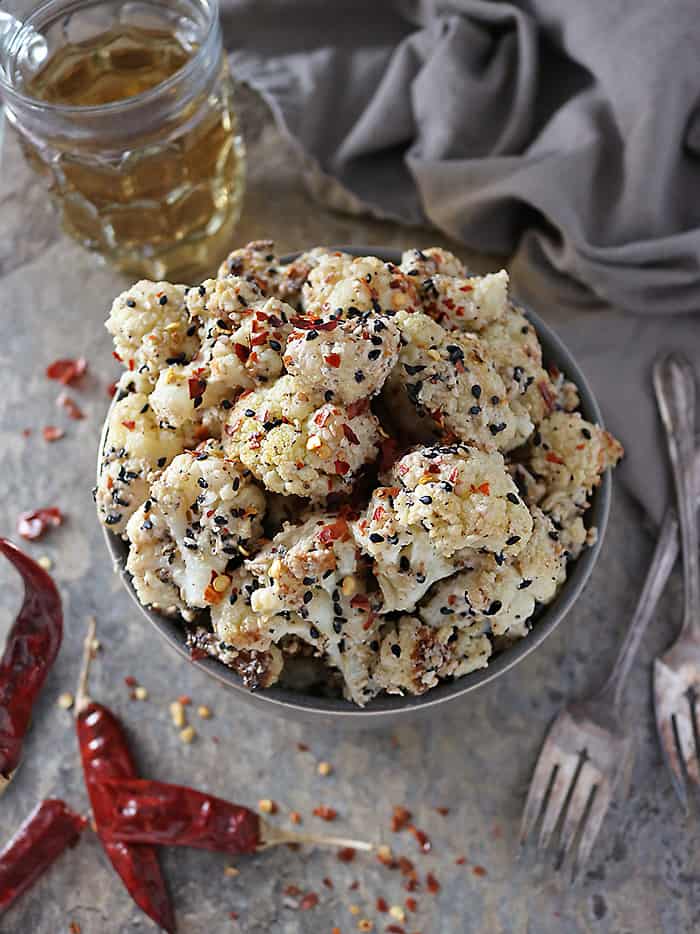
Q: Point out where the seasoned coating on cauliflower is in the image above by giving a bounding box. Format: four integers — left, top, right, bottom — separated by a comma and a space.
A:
125, 502, 190, 619
386, 310, 523, 451
478, 305, 555, 441
216, 239, 281, 295
372, 616, 491, 695
185, 276, 266, 336
96, 392, 187, 535
276, 248, 348, 307
106, 280, 197, 379
399, 247, 466, 279
136, 441, 265, 609
223, 375, 381, 500
149, 297, 293, 433
283, 309, 401, 404
303, 255, 419, 317
187, 624, 284, 689
353, 444, 532, 611
212, 514, 382, 704
419, 270, 509, 333
529, 412, 624, 521
419, 508, 565, 639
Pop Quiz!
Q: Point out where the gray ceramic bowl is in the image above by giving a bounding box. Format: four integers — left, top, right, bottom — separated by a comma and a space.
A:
100, 247, 611, 728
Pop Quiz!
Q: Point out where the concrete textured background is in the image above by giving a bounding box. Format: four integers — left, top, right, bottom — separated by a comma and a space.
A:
1, 84, 698, 934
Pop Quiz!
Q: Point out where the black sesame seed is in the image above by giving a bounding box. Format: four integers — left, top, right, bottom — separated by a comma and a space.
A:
105, 514, 121, 525
369, 533, 384, 543
486, 600, 502, 615
198, 478, 208, 489
441, 481, 453, 492
159, 295, 168, 306
532, 430, 542, 446
338, 638, 346, 653
306, 330, 319, 341
419, 495, 432, 505
469, 405, 481, 415
232, 477, 240, 492
491, 395, 500, 404
370, 640, 379, 651
157, 457, 167, 467
214, 516, 227, 526
244, 409, 255, 417
494, 552, 505, 566
391, 644, 401, 658
506, 535, 521, 546
399, 556, 410, 572
440, 606, 453, 615
581, 428, 592, 439
126, 298, 136, 308
370, 335, 383, 346
354, 370, 365, 383
324, 390, 334, 402
198, 285, 206, 296
507, 492, 519, 504
518, 579, 532, 589
471, 384, 482, 398
549, 531, 560, 541
308, 624, 320, 638
187, 324, 197, 336
489, 422, 507, 435
415, 572, 426, 584
368, 348, 382, 361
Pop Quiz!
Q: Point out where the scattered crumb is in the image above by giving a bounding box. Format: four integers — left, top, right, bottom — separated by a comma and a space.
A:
289, 811, 302, 825
349, 905, 360, 915
178, 695, 191, 705
357, 920, 373, 932
337, 847, 355, 862
224, 866, 240, 878
313, 806, 337, 821
376, 844, 393, 865
57, 692, 74, 710
134, 686, 148, 701
318, 761, 333, 777
258, 799, 277, 815
179, 726, 196, 744
389, 906, 405, 922
37, 555, 53, 570
472, 865, 487, 877
197, 705, 212, 719
170, 701, 186, 728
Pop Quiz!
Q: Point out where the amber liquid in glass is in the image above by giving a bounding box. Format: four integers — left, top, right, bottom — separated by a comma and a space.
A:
20, 25, 245, 281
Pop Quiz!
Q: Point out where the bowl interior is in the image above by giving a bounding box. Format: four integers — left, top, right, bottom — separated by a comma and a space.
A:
100, 246, 611, 723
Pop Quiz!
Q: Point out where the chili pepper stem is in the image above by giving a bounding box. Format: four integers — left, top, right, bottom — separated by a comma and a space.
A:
75, 617, 97, 716
258, 820, 374, 853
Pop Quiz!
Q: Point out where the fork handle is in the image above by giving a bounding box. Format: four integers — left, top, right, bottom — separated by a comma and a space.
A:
654, 353, 700, 637
597, 448, 700, 711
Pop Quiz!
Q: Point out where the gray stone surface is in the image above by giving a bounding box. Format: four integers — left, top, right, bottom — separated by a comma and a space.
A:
1, 85, 698, 934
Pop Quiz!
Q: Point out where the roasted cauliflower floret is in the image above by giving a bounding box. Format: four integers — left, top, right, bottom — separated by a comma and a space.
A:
128, 441, 266, 609
149, 297, 293, 433
399, 246, 466, 279
276, 247, 347, 307
96, 392, 187, 535
185, 276, 267, 336
283, 309, 400, 404
529, 412, 624, 520
125, 502, 190, 619
353, 444, 532, 611
303, 255, 419, 317
372, 616, 491, 695
106, 280, 196, 380
216, 239, 282, 295
223, 375, 381, 500
385, 310, 525, 451
212, 514, 382, 704
419, 270, 509, 333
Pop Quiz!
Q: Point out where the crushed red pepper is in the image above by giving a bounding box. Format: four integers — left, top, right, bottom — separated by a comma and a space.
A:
42, 426, 64, 442
56, 393, 85, 420
312, 806, 337, 822
391, 806, 412, 833
46, 357, 87, 385
16, 507, 64, 541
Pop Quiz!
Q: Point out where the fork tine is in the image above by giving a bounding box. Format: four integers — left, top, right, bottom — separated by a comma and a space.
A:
655, 662, 689, 811
518, 752, 557, 848
684, 693, 700, 786
674, 708, 700, 786
572, 781, 612, 881
557, 761, 599, 866
538, 754, 582, 851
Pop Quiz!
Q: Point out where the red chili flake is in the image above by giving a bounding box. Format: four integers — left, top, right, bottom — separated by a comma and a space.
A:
434, 806, 450, 816
324, 353, 341, 368
342, 424, 360, 445
289, 811, 302, 825
337, 847, 355, 862
56, 393, 85, 420
112, 351, 123, 363
334, 460, 350, 476
404, 877, 419, 892
346, 399, 369, 418
178, 695, 191, 706
448, 466, 459, 484
46, 357, 87, 385
297, 742, 309, 752
472, 865, 487, 877
229, 912, 238, 921
471, 482, 490, 495
42, 426, 64, 442
107, 381, 118, 397
348, 880, 359, 890
189, 646, 208, 661
318, 518, 349, 544
548, 364, 561, 380
376, 897, 389, 913
386, 927, 406, 934
124, 675, 138, 687
284, 884, 302, 897
545, 452, 565, 465
405, 897, 418, 913
17, 507, 64, 541
234, 343, 250, 363
538, 379, 557, 412
69, 923, 81, 934
349, 593, 369, 609
426, 872, 440, 893
323, 877, 334, 889
313, 806, 337, 822
128, 359, 135, 372
455, 856, 466, 865
459, 284, 474, 292
454, 359, 465, 374
372, 506, 385, 522
188, 376, 207, 399
299, 892, 319, 910
21, 428, 32, 438
443, 297, 455, 311
575, 443, 585, 450
408, 825, 431, 853
250, 332, 270, 347
392, 805, 413, 833
121, 420, 136, 431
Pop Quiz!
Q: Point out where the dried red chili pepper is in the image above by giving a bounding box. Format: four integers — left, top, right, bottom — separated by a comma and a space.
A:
95, 777, 373, 857
74, 620, 175, 933
46, 357, 87, 385
0, 799, 85, 915
0, 539, 62, 791
16, 507, 64, 541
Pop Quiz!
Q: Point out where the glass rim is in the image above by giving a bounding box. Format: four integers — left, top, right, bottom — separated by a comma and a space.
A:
0, 0, 220, 117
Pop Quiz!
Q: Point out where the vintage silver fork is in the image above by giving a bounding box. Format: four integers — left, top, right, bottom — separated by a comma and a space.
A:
519, 444, 700, 877
652, 353, 700, 809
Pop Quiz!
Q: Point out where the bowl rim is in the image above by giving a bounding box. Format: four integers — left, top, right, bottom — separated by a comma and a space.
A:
99, 245, 611, 721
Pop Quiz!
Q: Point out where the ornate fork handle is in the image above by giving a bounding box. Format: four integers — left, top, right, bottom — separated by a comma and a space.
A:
596, 447, 700, 713
654, 354, 700, 638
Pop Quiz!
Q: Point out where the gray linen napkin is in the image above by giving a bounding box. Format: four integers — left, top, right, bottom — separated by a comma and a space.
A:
222, 0, 700, 524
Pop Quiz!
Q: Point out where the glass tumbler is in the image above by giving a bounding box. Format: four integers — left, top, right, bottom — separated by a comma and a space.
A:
0, 0, 246, 282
